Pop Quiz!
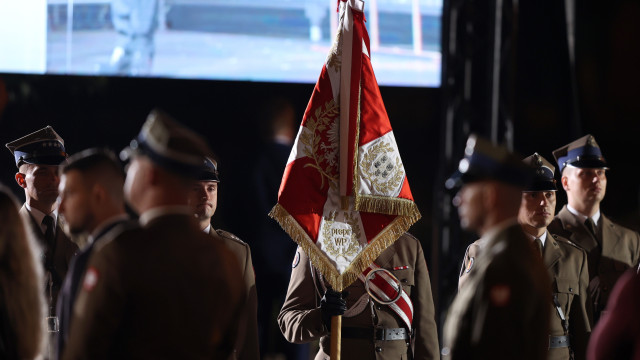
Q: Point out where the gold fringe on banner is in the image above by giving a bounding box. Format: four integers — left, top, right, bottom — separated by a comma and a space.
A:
340, 210, 421, 288
269, 204, 343, 290
354, 195, 421, 217
268, 203, 421, 292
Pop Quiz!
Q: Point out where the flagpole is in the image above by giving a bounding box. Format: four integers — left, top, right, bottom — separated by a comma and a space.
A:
330, 315, 342, 359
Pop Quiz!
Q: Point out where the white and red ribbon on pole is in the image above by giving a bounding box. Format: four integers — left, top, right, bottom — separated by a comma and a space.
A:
269, 0, 421, 292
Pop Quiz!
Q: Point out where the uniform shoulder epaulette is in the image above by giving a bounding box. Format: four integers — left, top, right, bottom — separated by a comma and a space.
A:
215, 229, 247, 245
603, 214, 640, 236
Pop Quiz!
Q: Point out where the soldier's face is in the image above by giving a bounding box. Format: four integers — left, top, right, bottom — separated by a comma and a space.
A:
453, 182, 486, 231
187, 181, 218, 221
518, 191, 556, 229
58, 170, 95, 234
562, 167, 607, 206
16, 164, 61, 205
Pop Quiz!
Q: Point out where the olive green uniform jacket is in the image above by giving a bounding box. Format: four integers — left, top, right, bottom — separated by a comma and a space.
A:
443, 222, 551, 360
20, 205, 78, 313
458, 230, 592, 360
209, 228, 260, 360
548, 206, 640, 321
62, 212, 245, 360
278, 233, 440, 360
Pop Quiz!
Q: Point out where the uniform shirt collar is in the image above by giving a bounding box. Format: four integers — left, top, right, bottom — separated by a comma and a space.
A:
567, 204, 601, 228
524, 230, 547, 247
25, 203, 58, 234
202, 224, 211, 234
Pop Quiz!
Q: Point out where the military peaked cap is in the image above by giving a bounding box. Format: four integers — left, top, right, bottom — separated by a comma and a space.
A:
5, 126, 68, 168
522, 153, 557, 192
120, 109, 214, 178
552, 134, 607, 173
445, 134, 532, 190
197, 157, 220, 182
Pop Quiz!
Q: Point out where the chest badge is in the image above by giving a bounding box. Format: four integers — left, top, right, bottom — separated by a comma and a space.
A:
465, 257, 475, 273
292, 251, 301, 269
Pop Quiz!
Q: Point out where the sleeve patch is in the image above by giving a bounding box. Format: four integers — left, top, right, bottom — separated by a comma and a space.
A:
465, 257, 475, 273
83, 266, 99, 292
292, 251, 301, 268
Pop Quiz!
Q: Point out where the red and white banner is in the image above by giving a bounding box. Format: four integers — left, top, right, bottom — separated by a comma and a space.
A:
269, 0, 421, 291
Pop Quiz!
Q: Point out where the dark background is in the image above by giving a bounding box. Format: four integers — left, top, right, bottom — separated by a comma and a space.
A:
1, 0, 639, 355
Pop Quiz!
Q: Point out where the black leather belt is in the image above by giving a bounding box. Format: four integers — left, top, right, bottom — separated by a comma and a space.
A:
549, 335, 570, 349
341, 327, 409, 341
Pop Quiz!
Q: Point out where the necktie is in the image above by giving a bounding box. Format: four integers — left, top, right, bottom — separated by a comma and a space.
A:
42, 215, 57, 308
585, 218, 599, 242
41, 215, 57, 273
584, 217, 602, 282
42, 215, 55, 250
534, 238, 543, 257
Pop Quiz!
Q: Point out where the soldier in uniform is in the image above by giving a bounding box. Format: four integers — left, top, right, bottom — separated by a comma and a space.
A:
55, 148, 131, 360
459, 153, 592, 359
62, 110, 245, 360
442, 135, 551, 360
278, 232, 440, 360
5, 126, 79, 353
187, 157, 259, 360
548, 134, 640, 323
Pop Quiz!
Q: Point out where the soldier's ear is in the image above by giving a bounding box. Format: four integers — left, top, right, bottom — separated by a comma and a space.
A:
15, 172, 27, 189
561, 176, 569, 191
92, 183, 105, 204
482, 182, 497, 209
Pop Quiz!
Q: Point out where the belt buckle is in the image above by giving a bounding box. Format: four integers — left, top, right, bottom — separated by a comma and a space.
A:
46, 316, 59, 333
375, 328, 385, 341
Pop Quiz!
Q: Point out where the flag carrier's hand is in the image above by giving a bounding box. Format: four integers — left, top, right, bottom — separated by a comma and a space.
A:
321, 289, 348, 331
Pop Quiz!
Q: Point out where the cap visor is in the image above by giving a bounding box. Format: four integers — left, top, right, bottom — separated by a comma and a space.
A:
524, 180, 557, 192
24, 155, 67, 166
570, 158, 608, 170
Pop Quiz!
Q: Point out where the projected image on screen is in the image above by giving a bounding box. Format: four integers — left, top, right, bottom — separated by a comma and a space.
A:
0, 0, 441, 87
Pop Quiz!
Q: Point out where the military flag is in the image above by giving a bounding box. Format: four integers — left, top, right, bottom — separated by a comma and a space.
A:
269, 0, 421, 292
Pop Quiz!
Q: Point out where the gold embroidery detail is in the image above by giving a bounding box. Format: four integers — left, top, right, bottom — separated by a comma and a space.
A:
299, 99, 340, 190
322, 211, 362, 260
269, 203, 421, 291
326, 10, 345, 73
360, 141, 404, 194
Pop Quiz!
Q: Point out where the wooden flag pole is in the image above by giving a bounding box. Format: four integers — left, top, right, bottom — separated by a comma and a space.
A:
330, 315, 342, 360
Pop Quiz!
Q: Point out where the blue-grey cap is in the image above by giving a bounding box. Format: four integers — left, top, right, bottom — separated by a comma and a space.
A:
552, 134, 607, 174
445, 134, 532, 191
197, 157, 219, 182
521, 152, 557, 192
120, 109, 213, 178
5, 126, 68, 168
